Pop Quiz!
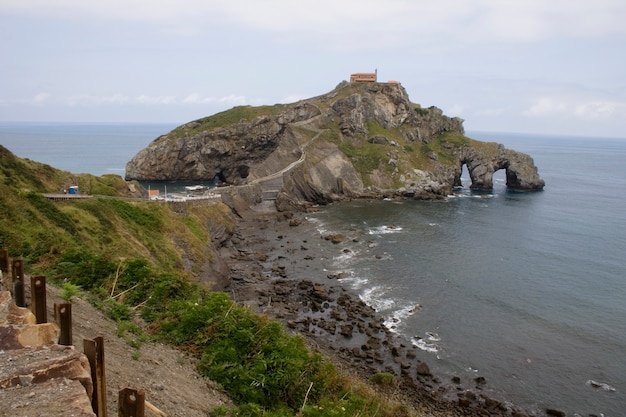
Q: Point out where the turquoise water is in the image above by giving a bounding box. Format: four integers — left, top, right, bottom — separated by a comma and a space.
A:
1, 124, 624, 415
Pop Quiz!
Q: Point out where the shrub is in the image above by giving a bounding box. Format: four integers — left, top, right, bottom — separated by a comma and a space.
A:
105, 299, 131, 322
60, 282, 81, 301
370, 372, 398, 387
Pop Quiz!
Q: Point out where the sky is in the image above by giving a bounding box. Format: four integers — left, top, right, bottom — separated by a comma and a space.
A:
1, 0, 625, 138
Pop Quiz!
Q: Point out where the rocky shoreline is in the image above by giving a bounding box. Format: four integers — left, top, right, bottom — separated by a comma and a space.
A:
219, 208, 546, 417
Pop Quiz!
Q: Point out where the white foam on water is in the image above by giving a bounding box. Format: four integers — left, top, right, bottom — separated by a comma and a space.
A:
368, 225, 403, 235
383, 303, 422, 332
586, 380, 616, 392
333, 248, 360, 264
305, 216, 328, 235
359, 286, 395, 311
338, 275, 369, 290
411, 334, 441, 353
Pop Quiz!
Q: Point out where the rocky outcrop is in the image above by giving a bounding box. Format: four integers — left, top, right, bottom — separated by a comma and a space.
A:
126, 81, 544, 208
0, 291, 95, 416
125, 103, 320, 185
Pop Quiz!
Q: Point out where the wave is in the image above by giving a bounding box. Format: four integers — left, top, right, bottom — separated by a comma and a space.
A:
305, 216, 328, 235
384, 303, 423, 332
368, 225, 403, 235
359, 286, 395, 311
411, 332, 442, 353
586, 380, 616, 392
336, 273, 369, 290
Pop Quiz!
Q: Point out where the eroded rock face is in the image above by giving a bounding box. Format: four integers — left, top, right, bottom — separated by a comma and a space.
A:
126, 103, 320, 185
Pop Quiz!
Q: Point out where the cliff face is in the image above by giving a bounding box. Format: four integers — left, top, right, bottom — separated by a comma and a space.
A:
126, 81, 544, 206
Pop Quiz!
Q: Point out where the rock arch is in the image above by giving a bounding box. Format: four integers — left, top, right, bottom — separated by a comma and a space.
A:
454, 144, 544, 191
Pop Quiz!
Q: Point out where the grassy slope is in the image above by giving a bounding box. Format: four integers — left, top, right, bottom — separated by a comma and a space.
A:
0, 145, 420, 417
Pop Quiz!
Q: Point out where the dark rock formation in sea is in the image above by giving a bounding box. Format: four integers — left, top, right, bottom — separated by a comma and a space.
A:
126, 80, 544, 208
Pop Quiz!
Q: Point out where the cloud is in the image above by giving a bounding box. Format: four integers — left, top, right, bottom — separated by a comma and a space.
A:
524, 96, 626, 121
182, 93, 214, 104
523, 97, 568, 117
135, 95, 176, 105
574, 100, 626, 120
65, 93, 130, 107
217, 94, 246, 105
3, 0, 624, 45
32, 92, 50, 105
2, 92, 252, 108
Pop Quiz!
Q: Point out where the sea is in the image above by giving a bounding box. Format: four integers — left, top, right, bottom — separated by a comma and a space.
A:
1, 123, 625, 416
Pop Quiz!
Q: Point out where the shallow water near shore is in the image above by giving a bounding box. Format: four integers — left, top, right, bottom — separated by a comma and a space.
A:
300, 133, 626, 416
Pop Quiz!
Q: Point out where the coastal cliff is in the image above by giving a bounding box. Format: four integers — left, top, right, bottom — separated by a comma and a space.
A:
126, 81, 544, 207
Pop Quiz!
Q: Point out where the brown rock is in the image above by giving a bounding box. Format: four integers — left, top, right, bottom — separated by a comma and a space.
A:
416, 362, 432, 377
1, 291, 37, 326
0, 323, 60, 350
8, 303, 37, 325
0, 344, 93, 397
0, 378, 96, 416
0, 290, 12, 323
324, 233, 348, 244
546, 409, 566, 417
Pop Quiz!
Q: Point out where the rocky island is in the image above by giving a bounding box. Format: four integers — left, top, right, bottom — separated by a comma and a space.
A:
126, 79, 544, 211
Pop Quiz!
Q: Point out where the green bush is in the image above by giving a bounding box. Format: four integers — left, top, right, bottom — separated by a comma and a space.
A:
370, 372, 398, 387
60, 282, 81, 301
49, 247, 115, 290
105, 299, 131, 322
157, 293, 326, 411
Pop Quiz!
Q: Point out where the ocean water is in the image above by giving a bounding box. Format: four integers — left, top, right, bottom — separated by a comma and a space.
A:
1, 123, 624, 415
0, 122, 177, 176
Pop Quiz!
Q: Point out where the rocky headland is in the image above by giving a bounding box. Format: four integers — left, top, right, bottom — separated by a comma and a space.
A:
125, 80, 544, 211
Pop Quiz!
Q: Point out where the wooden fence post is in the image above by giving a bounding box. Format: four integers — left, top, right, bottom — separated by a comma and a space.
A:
118, 387, 145, 417
12, 259, 25, 307
0, 248, 8, 273
55, 302, 72, 345
30, 276, 47, 323
84, 336, 107, 417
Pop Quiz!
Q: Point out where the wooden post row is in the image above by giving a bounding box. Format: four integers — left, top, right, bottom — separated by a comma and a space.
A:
84, 336, 108, 417
118, 387, 145, 417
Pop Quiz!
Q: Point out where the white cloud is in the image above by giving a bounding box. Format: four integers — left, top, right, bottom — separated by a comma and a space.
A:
524, 96, 626, 121
217, 94, 246, 105
32, 92, 50, 105
523, 97, 568, 117
574, 100, 626, 120
8, 92, 251, 108
3, 0, 624, 44
182, 93, 214, 104
65, 94, 130, 107
135, 95, 175, 105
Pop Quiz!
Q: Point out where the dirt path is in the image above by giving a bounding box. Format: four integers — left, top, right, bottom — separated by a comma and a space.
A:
44, 285, 232, 417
